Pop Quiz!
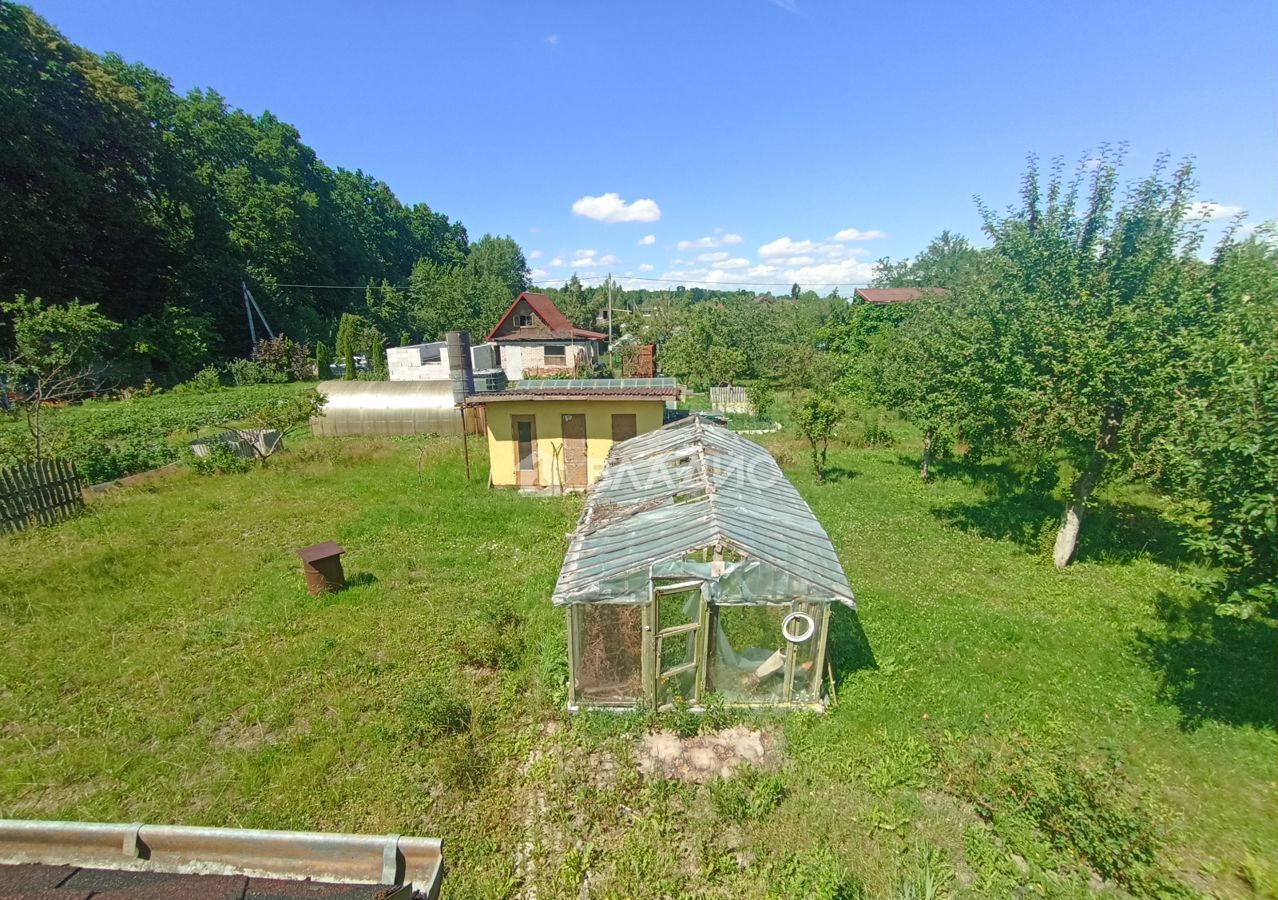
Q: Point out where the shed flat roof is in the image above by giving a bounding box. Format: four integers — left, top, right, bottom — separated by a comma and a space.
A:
552, 417, 855, 606
464, 377, 679, 404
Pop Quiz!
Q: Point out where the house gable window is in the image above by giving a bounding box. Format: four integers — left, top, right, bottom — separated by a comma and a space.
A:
518, 314, 533, 327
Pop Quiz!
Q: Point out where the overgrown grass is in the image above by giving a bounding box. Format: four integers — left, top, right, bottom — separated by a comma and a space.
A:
1, 427, 1274, 898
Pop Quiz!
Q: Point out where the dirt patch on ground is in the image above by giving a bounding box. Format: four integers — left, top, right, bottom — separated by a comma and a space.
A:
636, 725, 780, 782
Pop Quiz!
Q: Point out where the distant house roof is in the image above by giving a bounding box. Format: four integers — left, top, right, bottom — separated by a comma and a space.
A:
486, 292, 608, 342
853, 287, 950, 304
464, 377, 679, 404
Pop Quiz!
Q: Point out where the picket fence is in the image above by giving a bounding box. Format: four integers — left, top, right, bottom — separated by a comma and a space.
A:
0, 459, 84, 533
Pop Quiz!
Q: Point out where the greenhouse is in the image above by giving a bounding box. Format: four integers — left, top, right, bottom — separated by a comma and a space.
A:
553, 416, 856, 711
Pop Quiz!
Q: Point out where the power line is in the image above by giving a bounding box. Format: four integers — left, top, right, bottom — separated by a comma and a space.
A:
275, 273, 869, 290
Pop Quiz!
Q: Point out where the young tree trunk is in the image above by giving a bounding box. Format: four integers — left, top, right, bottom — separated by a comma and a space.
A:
1052, 406, 1123, 569
810, 439, 824, 483
921, 428, 934, 482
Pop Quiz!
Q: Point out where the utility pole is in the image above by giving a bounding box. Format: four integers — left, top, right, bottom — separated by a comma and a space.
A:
607, 273, 614, 371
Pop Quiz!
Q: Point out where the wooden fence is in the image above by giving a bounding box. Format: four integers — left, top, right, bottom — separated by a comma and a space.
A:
0, 459, 84, 533
710, 385, 751, 414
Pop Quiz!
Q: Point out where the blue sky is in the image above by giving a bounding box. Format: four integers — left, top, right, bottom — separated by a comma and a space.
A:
32, 0, 1278, 292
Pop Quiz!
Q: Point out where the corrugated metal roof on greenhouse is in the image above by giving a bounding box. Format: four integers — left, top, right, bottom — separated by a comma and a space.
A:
551, 416, 855, 606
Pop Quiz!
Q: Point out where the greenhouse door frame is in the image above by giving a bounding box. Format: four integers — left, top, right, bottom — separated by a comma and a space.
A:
643, 579, 710, 710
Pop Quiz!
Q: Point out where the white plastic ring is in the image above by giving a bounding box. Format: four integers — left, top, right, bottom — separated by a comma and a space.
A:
781, 611, 815, 643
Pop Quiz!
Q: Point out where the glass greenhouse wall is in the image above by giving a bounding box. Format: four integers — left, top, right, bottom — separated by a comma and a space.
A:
554, 417, 856, 711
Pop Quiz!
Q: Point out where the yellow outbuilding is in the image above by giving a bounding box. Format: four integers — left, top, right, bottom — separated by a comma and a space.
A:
465, 379, 679, 490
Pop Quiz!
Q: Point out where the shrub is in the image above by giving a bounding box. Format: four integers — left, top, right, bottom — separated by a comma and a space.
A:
224, 358, 276, 386
175, 366, 223, 394
182, 441, 251, 476
252, 335, 313, 382
747, 381, 775, 420
860, 414, 895, 448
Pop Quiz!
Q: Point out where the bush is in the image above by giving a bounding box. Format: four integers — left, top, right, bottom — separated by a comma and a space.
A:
174, 366, 223, 394
747, 381, 775, 420
224, 358, 277, 386
252, 335, 313, 382
860, 414, 895, 448
182, 441, 252, 476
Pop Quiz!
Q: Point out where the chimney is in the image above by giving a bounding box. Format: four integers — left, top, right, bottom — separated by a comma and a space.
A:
446, 331, 475, 403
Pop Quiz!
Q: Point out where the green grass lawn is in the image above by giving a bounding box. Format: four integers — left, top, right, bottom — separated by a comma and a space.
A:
1, 428, 1274, 898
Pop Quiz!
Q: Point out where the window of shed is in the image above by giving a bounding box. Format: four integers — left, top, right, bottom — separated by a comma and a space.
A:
544, 347, 567, 366
573, 604, 643, 703
518, 314, 533, 327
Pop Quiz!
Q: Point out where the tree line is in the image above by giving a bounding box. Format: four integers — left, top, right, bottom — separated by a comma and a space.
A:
0, 4, 529, 380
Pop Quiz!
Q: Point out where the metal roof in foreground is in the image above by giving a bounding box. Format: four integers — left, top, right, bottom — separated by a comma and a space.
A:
552, 416, 855, 606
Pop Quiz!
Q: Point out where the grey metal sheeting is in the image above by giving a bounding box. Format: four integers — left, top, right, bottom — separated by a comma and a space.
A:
310, 380, 471, 436
552, 416, 856, 607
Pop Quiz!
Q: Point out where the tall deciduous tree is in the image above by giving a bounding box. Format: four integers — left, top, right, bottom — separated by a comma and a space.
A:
872, 230, 984, 290
976, 151, 1205, 567
1160, 236, 1278, 619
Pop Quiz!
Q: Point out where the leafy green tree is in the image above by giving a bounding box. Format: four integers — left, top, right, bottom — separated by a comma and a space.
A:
975, 151, 1206, 567
315, 340, 332, 380
234, 389, 328, 458
793, 394, 843, 484
746, 381, 774, 420
864, 290, 1000, 481
0, 295, 118, 459
399, 331, 412, 346
335, 313, 363, 379
1160, 237, 1278, 619
366, 329, 387, 380
872, 230, 983, 289
466, 234, 529, 300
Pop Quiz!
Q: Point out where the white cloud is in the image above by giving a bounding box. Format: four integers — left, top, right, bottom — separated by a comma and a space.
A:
784, 256, 815, 266
571, 192, 662, 223
760, 235, 870, 261
549, 257, 565, 267
571, 257, 596, 268
657, 253, 875, 291
637, 234, 656, 246
676, 233, 743, 251
529, 226, 543, 234
638, 263, 655, 272
831, 228, 887, 241
697, 251, 730, 262
758, 236, 815, 257
545, 34, 560, 46
1187, 202, 1244, 221
598, 254, 619, 266
575, 248, 597, 257
529, 267, 550, 280
528, 249, 543, 260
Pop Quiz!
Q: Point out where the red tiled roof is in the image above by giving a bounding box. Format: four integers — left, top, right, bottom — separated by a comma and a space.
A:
853, 287, 949, 304
486, 292, 607, 342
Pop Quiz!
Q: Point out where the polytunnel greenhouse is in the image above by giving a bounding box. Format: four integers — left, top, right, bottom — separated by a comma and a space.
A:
553, 416, 856, 711
310, 380, 477, 437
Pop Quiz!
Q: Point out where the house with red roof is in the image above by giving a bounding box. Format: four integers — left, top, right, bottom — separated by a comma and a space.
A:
853, 287, 949, 305
487, 291, 608, 380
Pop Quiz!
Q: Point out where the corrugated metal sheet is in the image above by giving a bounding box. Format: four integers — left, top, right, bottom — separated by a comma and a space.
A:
311, 380, 473, 437
552, 417, 855, 607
